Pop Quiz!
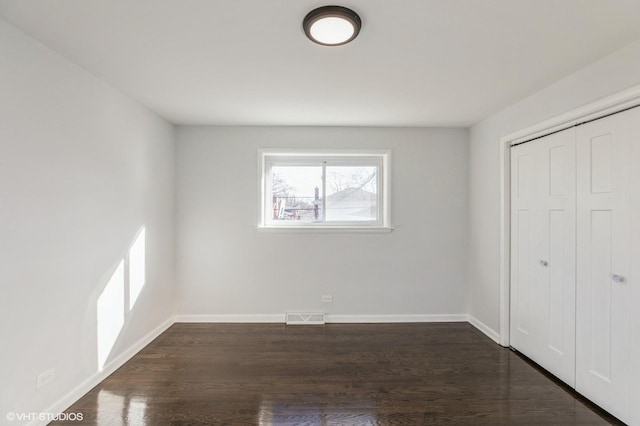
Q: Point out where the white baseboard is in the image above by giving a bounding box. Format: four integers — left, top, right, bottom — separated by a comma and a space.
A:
173, 313, 469, 324
173, 314, 285, 323
29, 317, 174, 426
326, 314, 469, 323
468, 315, 501, 344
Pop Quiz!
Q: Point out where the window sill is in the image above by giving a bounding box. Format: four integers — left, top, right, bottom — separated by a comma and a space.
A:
256, 226, 394, 234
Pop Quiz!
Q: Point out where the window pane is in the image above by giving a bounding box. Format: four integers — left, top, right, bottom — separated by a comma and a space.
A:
271, 166, 323, 222
326, 166, 378, 221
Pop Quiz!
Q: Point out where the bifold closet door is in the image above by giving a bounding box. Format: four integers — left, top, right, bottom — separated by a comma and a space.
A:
510, 128, 576, 386
575, 106, 640, 424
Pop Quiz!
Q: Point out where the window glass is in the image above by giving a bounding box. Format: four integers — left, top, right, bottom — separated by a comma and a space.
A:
271, 166, 323, 222
259, 150, 390, 229
326, 166, 377, 222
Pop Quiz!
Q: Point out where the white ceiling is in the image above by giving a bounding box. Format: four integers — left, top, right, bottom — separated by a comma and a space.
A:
2, 1, 640, 127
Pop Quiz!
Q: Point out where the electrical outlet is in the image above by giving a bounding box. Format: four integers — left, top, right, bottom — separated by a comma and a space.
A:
37, 368, 55, 390
321, 295, 333, 303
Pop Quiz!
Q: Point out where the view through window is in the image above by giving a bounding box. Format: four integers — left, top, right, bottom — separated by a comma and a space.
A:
260, 151, 390, 228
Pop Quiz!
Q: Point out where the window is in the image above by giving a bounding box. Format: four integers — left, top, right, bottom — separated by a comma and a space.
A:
258, 150, 391, 230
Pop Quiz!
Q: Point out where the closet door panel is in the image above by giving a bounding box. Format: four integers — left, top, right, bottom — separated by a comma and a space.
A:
510, 144, 538, 356
629, 107, 640, 426
510, 128, 576, 386
538, 129, 576, 386
588, 210, 614, 379
547, 211, 567, 352
576, 108, 635, 423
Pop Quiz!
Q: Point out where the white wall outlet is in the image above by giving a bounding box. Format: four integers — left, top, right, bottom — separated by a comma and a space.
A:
321, 295, 333, 303
37, 368, 55, 390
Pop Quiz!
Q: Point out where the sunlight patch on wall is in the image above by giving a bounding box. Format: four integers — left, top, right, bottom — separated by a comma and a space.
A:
95, 225, 147, 371
97, 260, 125, 370
128, 227, 146, 310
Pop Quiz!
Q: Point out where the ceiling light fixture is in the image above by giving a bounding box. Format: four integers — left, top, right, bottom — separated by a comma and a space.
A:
303, 5, 361, 46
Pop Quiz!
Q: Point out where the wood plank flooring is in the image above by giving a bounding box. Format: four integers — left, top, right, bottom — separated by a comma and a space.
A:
53, 323, 621, 425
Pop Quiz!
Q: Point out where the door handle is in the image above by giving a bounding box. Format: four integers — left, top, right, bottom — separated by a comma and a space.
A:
612, 274, 625, 283
539, 260, 548, 267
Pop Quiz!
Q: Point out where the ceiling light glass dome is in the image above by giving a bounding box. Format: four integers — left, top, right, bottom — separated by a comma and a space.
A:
303, 6, 361, 46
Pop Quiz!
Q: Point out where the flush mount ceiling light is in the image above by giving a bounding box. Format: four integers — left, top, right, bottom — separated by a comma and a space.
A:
303, 5, 361, 46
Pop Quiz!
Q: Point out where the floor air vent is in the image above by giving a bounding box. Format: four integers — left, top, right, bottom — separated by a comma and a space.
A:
285, 312, 325, 325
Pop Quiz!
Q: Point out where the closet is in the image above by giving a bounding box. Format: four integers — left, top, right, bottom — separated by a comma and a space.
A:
510, 105, 640, 424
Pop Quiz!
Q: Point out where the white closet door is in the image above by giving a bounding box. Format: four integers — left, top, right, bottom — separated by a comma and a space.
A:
510, 128, 576, 386
576, 107, 637, 423
629, 108, 640, 426
537, 129, 576, 386
511, 140, 538, 358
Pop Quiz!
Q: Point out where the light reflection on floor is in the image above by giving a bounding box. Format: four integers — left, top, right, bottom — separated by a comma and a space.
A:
96, 389, 147, 426
258, 396, 378, 425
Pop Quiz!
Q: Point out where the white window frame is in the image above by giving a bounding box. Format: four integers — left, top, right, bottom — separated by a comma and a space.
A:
258, 149, 392, 231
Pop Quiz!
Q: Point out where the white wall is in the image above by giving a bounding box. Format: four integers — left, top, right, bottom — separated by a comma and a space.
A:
175, 126, 468, 319
468, 38, 640, 334
0, 19, 175, 422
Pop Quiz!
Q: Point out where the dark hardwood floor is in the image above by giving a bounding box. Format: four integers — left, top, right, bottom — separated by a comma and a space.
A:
53, 323, 621, 425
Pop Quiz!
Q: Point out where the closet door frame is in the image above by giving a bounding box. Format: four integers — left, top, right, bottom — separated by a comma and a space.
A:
498, 84, 640, 348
